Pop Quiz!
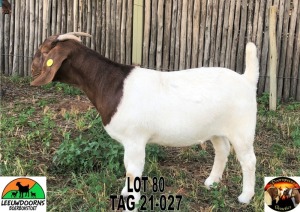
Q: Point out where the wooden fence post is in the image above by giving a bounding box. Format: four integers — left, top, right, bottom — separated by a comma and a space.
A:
269, 6, 277, 111
132, 0, 143, 65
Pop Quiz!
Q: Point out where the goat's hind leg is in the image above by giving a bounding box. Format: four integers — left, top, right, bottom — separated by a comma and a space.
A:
230, 135, 256, 204
205, 136, 230, 188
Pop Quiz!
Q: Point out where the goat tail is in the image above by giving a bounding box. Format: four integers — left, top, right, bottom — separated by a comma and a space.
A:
244, 42, 259, 87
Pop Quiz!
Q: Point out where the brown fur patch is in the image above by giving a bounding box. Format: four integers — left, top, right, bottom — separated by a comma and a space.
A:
31, 36, 133, 125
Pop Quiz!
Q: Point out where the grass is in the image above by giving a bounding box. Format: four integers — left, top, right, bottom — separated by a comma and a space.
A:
1, 76, 300, 211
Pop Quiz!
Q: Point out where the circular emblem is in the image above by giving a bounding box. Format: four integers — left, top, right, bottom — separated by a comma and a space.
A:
264, 177, 300, 211
46, 59, 54, 67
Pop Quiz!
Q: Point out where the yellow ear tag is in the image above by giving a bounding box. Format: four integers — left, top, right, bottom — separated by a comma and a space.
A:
46, 59, 54, 67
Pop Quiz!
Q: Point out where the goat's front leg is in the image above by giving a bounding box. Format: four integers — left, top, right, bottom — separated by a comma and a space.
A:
121, 142, 146, 211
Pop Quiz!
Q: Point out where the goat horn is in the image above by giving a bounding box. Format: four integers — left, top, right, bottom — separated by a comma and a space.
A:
65, 32, 92, 37
57, 32, 92, 42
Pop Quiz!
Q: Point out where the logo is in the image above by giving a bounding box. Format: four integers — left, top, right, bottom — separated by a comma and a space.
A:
264, 177, 300, 212
0, 177, 46, 212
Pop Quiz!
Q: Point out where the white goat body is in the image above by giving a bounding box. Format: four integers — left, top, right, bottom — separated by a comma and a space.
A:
106, 67, 257, 146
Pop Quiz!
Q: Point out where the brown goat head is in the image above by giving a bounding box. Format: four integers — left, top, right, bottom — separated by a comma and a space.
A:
31, 32, 91, 86
31, 35, 68, 86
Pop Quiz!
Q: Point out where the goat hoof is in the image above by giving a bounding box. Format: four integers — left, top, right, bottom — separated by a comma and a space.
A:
121, 187, 141, 203
121, 188, 141, 199
238, 193, 253, 204
204, 176, 220, 189
120, 188, 140, 212
121, 186, 130, 197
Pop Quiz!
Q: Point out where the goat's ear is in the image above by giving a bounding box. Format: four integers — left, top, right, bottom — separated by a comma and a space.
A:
31, 45, 69, 86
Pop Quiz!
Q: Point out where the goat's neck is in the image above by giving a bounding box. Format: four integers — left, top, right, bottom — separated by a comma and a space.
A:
57, 53, 133, 125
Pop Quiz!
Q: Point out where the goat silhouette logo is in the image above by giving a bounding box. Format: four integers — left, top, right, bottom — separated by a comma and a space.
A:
0, 177, 46, 212
264, 177, 300, 212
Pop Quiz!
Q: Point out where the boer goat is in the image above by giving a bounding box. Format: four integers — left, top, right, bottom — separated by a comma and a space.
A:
16, 182, 29, 198
31, 32, 259, 208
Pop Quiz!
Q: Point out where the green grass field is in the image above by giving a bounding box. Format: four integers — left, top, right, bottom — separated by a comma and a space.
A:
1, 76, 300, 211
